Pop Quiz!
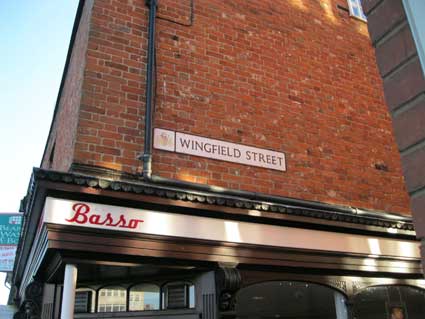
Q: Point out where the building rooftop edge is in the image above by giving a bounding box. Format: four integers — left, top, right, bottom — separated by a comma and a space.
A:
25, 166, 414, 232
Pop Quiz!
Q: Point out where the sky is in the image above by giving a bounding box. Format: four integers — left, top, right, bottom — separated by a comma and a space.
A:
0, 0, 79, 305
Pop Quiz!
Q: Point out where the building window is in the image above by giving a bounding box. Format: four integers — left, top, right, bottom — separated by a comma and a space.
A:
97, 286, 127, 312
75, 281, 196, 313
129, 283, 160, 311
235, 281, 348, 319
352, 285, 425, 319
162, 282, 195, 310
74, 288, 96, 313
347, 0, 367, 21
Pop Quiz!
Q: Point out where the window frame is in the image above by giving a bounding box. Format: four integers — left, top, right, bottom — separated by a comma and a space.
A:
74, 287, 96, 314
235, 280, 349, 319
161, 281, 196, 310
352, 284, 425, 319
347, 0, 367, 22
96, 285, 128, 313
73, 281, 196, 314
128, 283, 161, 312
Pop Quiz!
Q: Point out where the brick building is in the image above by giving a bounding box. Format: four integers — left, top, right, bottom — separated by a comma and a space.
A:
10, 1, 425, 318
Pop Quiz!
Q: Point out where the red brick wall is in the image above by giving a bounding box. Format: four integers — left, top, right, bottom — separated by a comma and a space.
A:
69, 0, 410, 214
72, 0, 148, 174
42, 0, 93, 171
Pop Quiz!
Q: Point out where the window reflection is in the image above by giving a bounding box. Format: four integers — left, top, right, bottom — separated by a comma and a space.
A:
75, 288, 95, 313
97, 286, 127, 312
189, 284, 195, 308
162, 282, 196, 309
129, 284, 160, 311
236, 281, 348, 319
353, 285, 425, 319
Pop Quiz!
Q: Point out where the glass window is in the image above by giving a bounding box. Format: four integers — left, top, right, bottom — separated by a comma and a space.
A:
347, 0, 367, 21
129, 284, 160, 311
74, 288, 95, 313
97, 286, 127, 312
163, 282, 196, 309
236, 281, 348, 319
189, 284, 195, 308
353, 285, 425, 319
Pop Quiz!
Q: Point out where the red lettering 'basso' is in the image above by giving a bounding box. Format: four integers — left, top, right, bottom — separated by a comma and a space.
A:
66, 203, 144, 229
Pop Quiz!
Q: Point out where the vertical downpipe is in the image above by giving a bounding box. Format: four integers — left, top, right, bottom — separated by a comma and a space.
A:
141, 0, 158, 179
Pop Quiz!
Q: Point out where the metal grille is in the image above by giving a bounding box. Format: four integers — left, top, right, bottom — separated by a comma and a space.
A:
166, 284, 187, 309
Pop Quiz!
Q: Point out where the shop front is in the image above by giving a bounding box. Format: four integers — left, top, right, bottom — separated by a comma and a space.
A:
10, 169, 425, 319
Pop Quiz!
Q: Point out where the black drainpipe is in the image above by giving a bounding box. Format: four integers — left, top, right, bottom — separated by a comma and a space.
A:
141, 0, 158, 179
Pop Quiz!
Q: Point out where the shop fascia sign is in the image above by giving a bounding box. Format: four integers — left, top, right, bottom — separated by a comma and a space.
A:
0, 213, 23, 272
153, 128, 286, 171
43, 197, 420, 259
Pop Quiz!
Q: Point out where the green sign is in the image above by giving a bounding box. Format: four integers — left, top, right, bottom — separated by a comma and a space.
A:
0, 214, 22, 245
0, 213, 22, 271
